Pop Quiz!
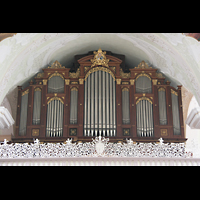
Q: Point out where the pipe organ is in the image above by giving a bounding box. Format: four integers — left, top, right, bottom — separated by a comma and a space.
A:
14, 48, 186, 143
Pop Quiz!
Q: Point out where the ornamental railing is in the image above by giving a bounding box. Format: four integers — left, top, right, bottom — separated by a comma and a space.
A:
0, 137, 192, 159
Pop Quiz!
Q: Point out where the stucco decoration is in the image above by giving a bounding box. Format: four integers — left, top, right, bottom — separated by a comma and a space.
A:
0, 33, 200, 107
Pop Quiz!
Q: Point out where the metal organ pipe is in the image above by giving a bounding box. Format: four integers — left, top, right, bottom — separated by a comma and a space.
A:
136, 99, 154, 137
113, 77, 116, 136
99, 71, 102, 136
109, 73, 113, 136
106, 72, 110, 136
46, 99, 63, 137
84, 77, 87, 136
102, 71, 106, 136
95, 71, 98, 136
84, 69, 116, 137
87, 75, 91, 136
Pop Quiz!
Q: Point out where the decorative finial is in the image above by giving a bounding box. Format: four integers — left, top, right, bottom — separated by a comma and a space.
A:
91, 48, 109, 67
158, 137, 164, 145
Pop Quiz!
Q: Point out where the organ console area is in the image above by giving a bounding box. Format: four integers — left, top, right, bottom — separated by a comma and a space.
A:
13, 48, 186, 143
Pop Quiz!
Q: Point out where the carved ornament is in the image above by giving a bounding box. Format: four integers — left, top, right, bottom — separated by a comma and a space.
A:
120, 68, 130, 78
136, 97, 153, 105
79, 78, 84, 85
47, 97, 64, 105
65, 79, 70, 85
171, 89, 178, 96
152, 79, 158, 85
136, 73, 151, 80
116, 79, 121, 85
130, 79, 135, 85
85, 67, 115, 81
91, 48, 109, 67
135, 61, 152, 69
22, 89, 29, 96
69, 68, 80, 78
36, 73, 44, 78
34, 87, 42, 92
158, 87, 165, 92
43, 79, 47, 85
48, 60, 65, 69
48, 72, 64, 80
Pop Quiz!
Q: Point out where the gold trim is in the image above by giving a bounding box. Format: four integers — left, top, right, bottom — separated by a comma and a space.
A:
110, 66, 116, 72
156, 72, 165, 78
34, 87, 42, 92
65, 79, 70, 85
47, 97, 64, 105
122, 82, 129, 85
152, 79, 158, 85
71, 87, 78, 92
43, 79, 47, 85
120, 68, 130, 78
122, 88, 129, 92
22, 89, 29, 96
84, 66, 90, 73
130, 79, 135, 85
85, 66, 115, 81
116, 78, 121, 85
48, 72, 64, 80
48, 60, 65, 69
135, 73, 151, 80
171, 89, 178, 96
136, 97, 153, 105
69, 68, 80, 78
71, 81, 78, 84
79, 78, 84, 85
91, 48, 109, 68
134, 61, 152, 69
36, 72, 44, 78
158, 87, 165, 92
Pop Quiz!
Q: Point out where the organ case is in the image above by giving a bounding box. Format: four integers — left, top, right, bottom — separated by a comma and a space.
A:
14, 49, 186, 143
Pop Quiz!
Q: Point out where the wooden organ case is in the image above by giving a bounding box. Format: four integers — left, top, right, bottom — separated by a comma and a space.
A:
14, 49, 186, 143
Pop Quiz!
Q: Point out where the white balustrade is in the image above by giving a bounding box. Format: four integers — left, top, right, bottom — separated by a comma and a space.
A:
0, 137, 198, 166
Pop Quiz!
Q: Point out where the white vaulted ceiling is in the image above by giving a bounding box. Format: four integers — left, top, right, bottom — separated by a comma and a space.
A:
1, 33, 200, 105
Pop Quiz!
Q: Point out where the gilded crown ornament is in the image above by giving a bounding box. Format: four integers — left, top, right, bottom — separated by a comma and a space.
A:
91, 48, 109, 67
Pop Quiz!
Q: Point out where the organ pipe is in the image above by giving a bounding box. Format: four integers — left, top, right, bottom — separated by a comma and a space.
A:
84, 70, 116, 137
70, 88, 78, 124
46, 99, 64, 137
136, 98, 154, 137
171, 91, 181, 135
19, 92, 29, 136
84, 77, 87, 136
113, 77, 116, 136
33, 88, 41, 125
99, 71, 102, 135
95, 71, 98, 136
102, 71, 106, 136
106, 72, 110, 136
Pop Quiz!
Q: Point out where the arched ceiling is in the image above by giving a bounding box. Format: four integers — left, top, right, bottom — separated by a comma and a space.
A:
1, 33, 200, 105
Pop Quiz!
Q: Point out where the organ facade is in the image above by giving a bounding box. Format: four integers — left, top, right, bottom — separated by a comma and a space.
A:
13, 49, 186, 143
